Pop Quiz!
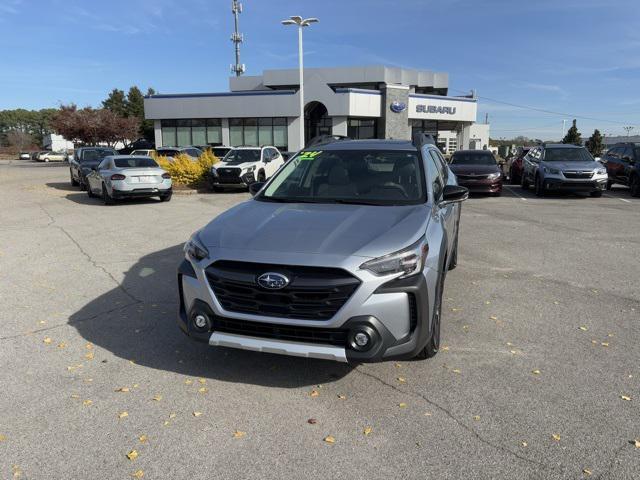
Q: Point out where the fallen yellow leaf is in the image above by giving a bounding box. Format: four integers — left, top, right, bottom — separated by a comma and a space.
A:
118, 411, 129, 419
452, 369, 461, 374
337, 394, 346, 400
85, 352, 94, 360
583, 468, 592, 476
115, 387, 130, 393
126, 450, 139, 461
83, 400, 93, 407
510, 350, 517, 354
198, 378, 206, 384
0, 434, 6, 442
485, 301, 491, 305
521, 441, 528, 447
152, 395, 162, 401
169, 413, 177, 419
323, 435, 336, 444
489, 315, 498, 320
198, 387, 208, 394
634, 440, 640, 448
621, 395, 632, 401
85, 343, 93, 350
363, 427, 373, 436
310, 390, 319, 397
397, 377, 406, 383
601, 342, 610, 347
552, 434, 561, 441
70, 394, 80, 399
43, 337, 52, 344
398, 402, 407, 408
138, 435, 148, 444
184, 379, 193, 385
579, 326, 588, 331
532, 369, 541, 375
233, 430, 246, 439
395, 363, 402, 368
424, 412, 432, 416
57, 343, 66, 349
473, 415, 481, 421
193, 411, 203, 417
132, 470, 144, 479
441, 345, 450, 351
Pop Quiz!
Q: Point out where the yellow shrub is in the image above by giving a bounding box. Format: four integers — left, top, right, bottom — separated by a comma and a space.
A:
155, 152, 219, 187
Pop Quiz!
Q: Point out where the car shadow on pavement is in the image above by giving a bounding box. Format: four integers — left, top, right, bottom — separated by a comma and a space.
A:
46, 182, 77, 192
69, 243, 353, 388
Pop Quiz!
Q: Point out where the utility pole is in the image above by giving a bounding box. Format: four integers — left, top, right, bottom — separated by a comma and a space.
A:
230, 0, 245, 76
623, 126, 635, 137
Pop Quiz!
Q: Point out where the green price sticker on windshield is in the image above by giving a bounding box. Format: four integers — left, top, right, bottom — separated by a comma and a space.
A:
299, 151, 322, 161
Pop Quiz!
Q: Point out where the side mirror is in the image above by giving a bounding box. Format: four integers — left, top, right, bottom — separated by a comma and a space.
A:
249, 182, 265, 197
439, 185, 468, 207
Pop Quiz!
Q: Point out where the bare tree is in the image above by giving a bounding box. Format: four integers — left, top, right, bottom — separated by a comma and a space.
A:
51, 105, 139, 147
6, 130, 34, 150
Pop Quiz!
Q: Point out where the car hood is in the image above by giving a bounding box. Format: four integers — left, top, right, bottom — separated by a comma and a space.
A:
542, 161, 599, 170
198, 201, 430, 259
216, 161, 256, 170
449, 164, 500, 175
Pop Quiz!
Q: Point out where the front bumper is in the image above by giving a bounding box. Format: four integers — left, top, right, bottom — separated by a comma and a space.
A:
177, 257, 435, 363
458, 178, 503, 193
209, 171, 256, 189
543, 177, 607, 192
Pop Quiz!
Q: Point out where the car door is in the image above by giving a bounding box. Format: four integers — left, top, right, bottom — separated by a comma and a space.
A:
268, 148, 283, 177
262, 149, 275, 178
605, 147, 622, 183
429, 149, 456, 254
619, 147, 634, 185
70, 149, 81, 179
424, 148, 450, 271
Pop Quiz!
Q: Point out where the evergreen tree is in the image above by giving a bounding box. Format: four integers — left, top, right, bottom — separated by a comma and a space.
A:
126, 86, 145, 119
562, 119, 582, 145
102, 89, 127, 117
585, 129, 604, 157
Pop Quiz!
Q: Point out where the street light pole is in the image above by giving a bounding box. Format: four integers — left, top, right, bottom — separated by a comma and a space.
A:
282, 16, 319, 150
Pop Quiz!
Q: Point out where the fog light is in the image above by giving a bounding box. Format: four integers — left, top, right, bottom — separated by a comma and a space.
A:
354, 332, 369, 347
194, 314, 208, 329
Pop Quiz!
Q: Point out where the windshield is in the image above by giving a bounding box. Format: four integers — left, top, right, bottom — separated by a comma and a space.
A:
258, 149, 426, 206
544, 148, 594, 162
223, 149, 261, 165
81, 149, 116, 162
114, 157, 158, 168
450, 152, 496, 165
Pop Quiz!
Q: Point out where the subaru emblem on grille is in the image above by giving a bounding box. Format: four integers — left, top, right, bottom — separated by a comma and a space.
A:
257, 272, 290, 290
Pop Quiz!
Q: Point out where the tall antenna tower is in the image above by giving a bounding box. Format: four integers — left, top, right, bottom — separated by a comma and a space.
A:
230, 0, 245, 76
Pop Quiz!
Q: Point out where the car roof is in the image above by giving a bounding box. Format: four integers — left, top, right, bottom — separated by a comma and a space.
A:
108, 155, 155, 160
451, 149, 493, 154
314, 139, 418, 152
542, 144, 584, 149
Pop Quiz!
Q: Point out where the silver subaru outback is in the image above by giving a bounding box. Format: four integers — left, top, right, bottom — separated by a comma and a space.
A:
177, 137, 468, 363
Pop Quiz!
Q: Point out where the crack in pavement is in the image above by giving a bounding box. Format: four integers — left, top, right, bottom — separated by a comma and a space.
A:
354, 366, 565, 475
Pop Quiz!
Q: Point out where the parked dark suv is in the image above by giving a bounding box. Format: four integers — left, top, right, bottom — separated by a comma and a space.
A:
601, 143, 640, 197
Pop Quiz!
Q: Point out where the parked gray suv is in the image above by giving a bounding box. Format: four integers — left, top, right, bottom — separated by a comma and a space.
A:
177, 136, 468, 363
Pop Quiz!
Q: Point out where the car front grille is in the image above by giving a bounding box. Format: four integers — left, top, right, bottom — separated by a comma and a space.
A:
563, 170, 594, 179
213, 317, 348, 346
206, 261, 361, 321
457, 174, 491, 180
217, 167, 242, 184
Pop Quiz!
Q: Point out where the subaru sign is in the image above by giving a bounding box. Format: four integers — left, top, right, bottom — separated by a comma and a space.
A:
390, 101, 407, 113
416, 105, 457, 115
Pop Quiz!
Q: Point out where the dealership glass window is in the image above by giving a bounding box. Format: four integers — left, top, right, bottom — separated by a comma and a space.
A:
206, 119, 222, 145
258, 118, 274, 146
273, 118, 287, 150
191, 119, 206, 146
161, 120, 177, 147
348, 118, 378, 139
229, 119, 244, 146
244, 118, 258, 146
176, 120, 191, 146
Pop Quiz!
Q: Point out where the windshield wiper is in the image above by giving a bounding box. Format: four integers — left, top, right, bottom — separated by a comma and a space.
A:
331, 199, 387, 206
258, 197, 324, 204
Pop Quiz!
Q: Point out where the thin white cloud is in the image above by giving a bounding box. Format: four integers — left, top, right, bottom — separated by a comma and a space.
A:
522, 82, 565, 94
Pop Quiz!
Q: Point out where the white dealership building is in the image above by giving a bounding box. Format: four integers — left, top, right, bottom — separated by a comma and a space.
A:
144, 65, 489, 153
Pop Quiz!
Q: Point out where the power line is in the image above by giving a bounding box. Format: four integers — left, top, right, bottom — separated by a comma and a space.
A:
451, 88, 638, 127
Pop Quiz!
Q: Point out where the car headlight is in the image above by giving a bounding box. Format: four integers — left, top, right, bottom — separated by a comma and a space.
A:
360, 237, 428, 278
487, 172, 501, 180
184, 232, 209, 262
596, 168, 607, 175
244, 165, 256, 174
210, 167, 218, 176
544, 167, 561, 175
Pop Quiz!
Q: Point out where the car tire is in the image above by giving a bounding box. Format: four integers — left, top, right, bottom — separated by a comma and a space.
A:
510, 168, 520, 185
630, 175, 640, 197
87, 184, 95, 198
606, 180, 613, 190
70, 171, 79, 187
258, 170, 266, 182
535, 176, 546, 197
590, 191, 603, 198
521, 172, 530, 190
44, 158, 50, 163
102, 184, 115, 205
415, 270, 444, 360
159, 192, 172, 202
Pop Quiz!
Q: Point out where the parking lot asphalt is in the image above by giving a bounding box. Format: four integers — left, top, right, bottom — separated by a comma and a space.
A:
1, 159, 639, 480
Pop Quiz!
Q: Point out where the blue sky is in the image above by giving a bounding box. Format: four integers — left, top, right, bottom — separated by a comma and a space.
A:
1, 0, 638, 139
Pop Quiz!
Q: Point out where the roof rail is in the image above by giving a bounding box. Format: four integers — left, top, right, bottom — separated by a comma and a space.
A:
306, 135, 350, 148
412, 132, 436, 150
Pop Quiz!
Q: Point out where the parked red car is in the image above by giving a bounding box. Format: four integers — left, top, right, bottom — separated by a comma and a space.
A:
508, 147, 531, 185
449, 150, 503, 196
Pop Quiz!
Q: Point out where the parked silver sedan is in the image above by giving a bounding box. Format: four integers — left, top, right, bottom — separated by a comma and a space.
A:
85, 155, 172, 205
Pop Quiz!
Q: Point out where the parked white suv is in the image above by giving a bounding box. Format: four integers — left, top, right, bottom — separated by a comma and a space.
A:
209, 146, 285, 191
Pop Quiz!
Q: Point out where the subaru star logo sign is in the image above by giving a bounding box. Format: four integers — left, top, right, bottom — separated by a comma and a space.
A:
390, 101, 407, 113
257, 272, 290, 290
